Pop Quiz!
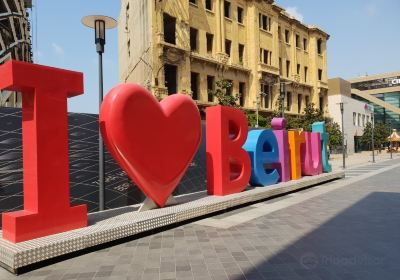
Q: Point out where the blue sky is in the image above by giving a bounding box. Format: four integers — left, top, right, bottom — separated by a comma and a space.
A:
33, 0, 399, 113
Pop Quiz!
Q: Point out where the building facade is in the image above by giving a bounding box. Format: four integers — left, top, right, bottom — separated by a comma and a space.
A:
349, 72, 400, 130
328, 78, 373, 154
0, 0, 32, 108
118, 0, 329, 117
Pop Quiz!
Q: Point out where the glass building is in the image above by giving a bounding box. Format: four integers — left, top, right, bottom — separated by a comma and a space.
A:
350, 73, 400, 130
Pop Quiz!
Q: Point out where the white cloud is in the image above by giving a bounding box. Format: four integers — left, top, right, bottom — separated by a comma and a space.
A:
286, 6, 304, 22
365, 3, 377, 16
51, 43, 64, 55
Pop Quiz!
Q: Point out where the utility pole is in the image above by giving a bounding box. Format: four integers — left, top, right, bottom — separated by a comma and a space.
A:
389, 121, 393, 159
340, 102, 345, 169
371, 113, 375, 163
280, 83, 285, 118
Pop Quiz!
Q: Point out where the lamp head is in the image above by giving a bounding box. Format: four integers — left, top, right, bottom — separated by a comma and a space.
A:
82, 15, 117, 54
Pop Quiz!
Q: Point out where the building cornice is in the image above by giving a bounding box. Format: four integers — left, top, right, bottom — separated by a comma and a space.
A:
349, 72, 400, 83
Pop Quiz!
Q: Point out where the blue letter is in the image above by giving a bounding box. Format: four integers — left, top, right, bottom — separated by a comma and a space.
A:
243, 129, 280, 186
312, 122, 332, 173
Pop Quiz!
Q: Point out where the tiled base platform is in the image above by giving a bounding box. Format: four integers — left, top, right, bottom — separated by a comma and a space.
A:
0, 171, 344, 274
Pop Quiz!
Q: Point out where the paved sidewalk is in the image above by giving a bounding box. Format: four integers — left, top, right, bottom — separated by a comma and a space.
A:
330, 150, 400, 170
1, 159, 399, 280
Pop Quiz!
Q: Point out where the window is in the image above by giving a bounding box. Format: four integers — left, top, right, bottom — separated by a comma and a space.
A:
165, 64, 177, 95
295, 34, 300, 48
353, 112, 357, 126
127, 39, 131, 57
225, 39, 231, 56
317, 39, 322, 54
358, 113, 361, 126
207, 76, 215, 102
191, 72, 199, 100
205, 0, 212, 11
264, 49, 268, 64
304, 66, 308, 82
287, 91, 292, 111
190, 28, 198, 51
319, 96, 324, 112
163, 13, 176, 44
362, 114, 365, 127
237, 7, 244, 24
285, 29, 290, 43
286, 60, 290, 77
303, 38, 308, 51
279, 57, 282, 75
125, 3, 130, 32
297, 64, 300, 75
305, 95, 310, 107
189, 0, 197, 5
238, 44, 245, 64
367, 115, 370, 123
261, 84, 269, 108
259, 14, 271, 31
206, 33, 214, 54
278, 25, 281, 41
224, 1, 231, 18
239, 82, 246, 107
260, 49, 271, 65
298, 94, 302, 114
226, 80, 233, 96
318, 69, 323, 81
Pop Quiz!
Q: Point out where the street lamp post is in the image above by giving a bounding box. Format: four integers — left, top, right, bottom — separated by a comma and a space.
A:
255, 92, 267, 128
389, 121, 393, 159
339, 102, 345, 169
371, 113, 375, 163
280, 83, 285, 118
255, 95, 260, 128
82, 15, 117, 211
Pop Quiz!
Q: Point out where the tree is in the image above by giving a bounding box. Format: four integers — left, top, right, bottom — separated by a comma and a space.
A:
210, 80, 240, 108
246, 112, 271, 128
326, 121, 342, 150
360, 122, 390, 151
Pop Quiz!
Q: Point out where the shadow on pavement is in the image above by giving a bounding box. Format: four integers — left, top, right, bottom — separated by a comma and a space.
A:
235, 192, 400, 280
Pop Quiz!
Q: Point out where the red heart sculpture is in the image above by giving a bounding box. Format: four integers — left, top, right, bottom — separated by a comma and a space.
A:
100, 84, 202, 207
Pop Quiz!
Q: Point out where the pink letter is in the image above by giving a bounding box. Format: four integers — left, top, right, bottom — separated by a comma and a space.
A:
271, 118, 291, 182
301, 132, 323, 176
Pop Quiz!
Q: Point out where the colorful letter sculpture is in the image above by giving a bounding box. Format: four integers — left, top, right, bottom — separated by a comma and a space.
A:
0, 61, 87, 243
206, 106, 251, 195
100, 84, 202, 207
288, 130, 306, 180
312, 122, 332, 173
0, 60, 335, 243
244, 129, 280, 186
301, 132, 323, 175
271, 118, 291, 182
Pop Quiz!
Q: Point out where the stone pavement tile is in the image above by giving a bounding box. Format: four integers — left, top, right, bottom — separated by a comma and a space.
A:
94, 270, 112, 278
176, 270, 193, 279
160, 271, 176, 280
43, 274, 64, 280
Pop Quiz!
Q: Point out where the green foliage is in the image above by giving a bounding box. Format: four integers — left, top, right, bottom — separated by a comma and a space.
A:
210, 80, 240, 107
246, 112, 271, 128
326, 121, 342, 148
360, 122, 391, 149
247, 102, 342, 150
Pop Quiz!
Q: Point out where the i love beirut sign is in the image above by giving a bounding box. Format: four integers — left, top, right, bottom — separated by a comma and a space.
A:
0, 61, 331, 243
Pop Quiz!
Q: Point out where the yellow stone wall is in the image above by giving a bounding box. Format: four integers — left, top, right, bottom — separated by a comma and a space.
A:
119, 0, 329, 116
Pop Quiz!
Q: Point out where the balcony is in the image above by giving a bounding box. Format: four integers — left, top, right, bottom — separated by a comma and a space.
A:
258, 63, 279, 76
318, 80, 329, 89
